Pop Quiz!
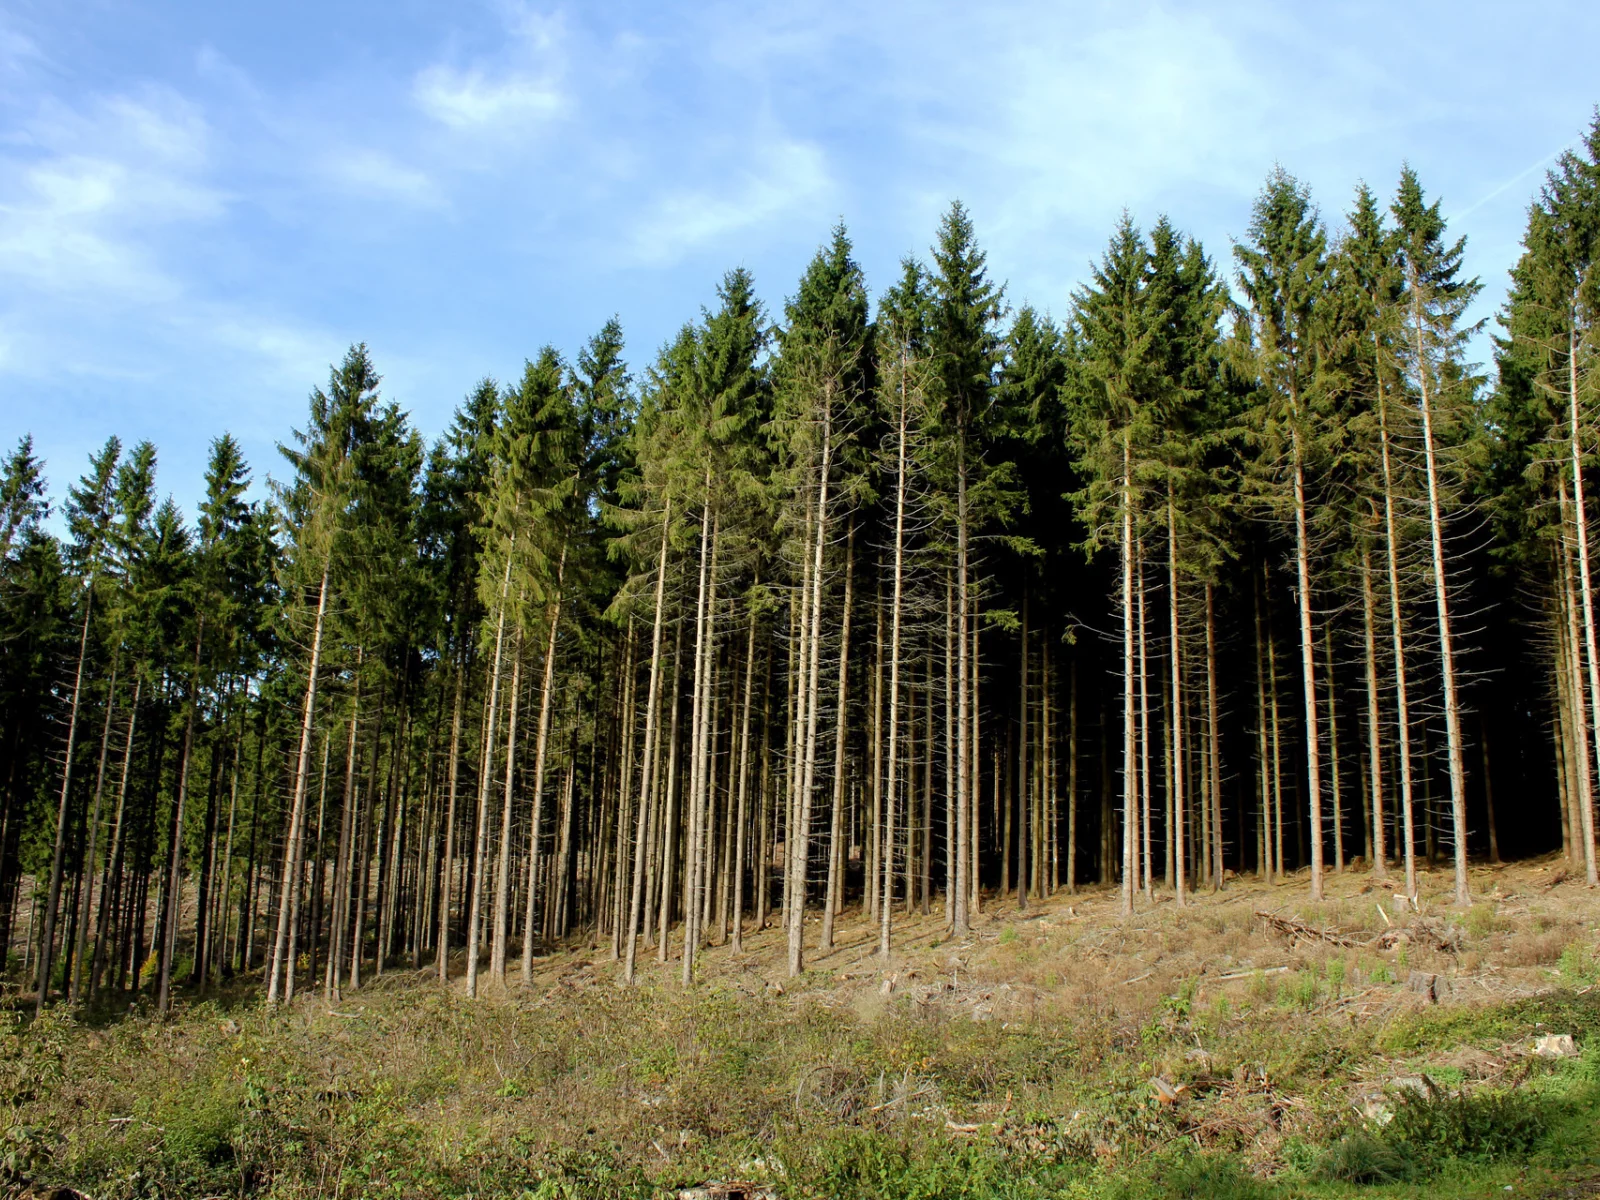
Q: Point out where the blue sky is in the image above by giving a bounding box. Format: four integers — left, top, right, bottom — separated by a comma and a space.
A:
3, 0, 1597, 516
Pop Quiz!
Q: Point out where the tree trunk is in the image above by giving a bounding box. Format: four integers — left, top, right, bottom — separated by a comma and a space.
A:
437, 658, 465, 982
1361, 545, 1388, 879
35, 579, 95, 1011
467, 550, 514, 998
1120, 439, 1136, 916
1411, 278, 1470, 904
1167, 490, 1185, 908
1379, 401, 1419, 899
522, 543, 568, 980
1568, 322, 1600, 885
821, 525, 854, 951
1290, 412, 1324, 900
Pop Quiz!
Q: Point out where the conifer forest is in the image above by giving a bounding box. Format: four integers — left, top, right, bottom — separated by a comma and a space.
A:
10, 113, 1600, 1022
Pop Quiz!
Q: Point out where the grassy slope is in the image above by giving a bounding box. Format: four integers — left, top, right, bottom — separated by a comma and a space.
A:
4, 857, 1600, 1199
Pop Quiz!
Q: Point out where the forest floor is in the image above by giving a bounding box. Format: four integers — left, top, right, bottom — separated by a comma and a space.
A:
6, 855, 1600, 1199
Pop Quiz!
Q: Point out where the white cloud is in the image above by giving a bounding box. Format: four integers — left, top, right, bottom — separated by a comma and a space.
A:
412, 8, 567, 134
627, 139, 832, 266
323, 147, 443, 207
414, 65, 563, 129
0, 89, 223, 301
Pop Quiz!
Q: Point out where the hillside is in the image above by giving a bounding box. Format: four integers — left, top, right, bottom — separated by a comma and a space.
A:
6, 859, 1600, 1199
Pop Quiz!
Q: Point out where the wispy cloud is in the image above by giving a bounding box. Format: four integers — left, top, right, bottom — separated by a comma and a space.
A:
626, 138, 832, 267
413, 8, 567, 134
0, 88, 222, 301
322, 147, 443, 207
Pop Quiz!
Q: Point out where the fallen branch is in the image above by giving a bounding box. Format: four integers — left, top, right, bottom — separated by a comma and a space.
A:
1217, 966, 1289, 981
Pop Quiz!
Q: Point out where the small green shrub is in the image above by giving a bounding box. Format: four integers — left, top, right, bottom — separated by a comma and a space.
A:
1383, 1080, 1551, 1167
1317, 1130, 1412, 1183
1116, 1152, 1276, 1200
1558, 942, 1599, 986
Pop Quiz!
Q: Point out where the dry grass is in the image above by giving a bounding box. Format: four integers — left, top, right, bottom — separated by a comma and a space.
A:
4, 854, 1600, 1199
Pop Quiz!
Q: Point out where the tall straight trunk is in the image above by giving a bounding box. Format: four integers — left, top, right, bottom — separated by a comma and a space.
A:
267, 565, 328, 1006
1411, 279, 1470, 904
1559, 497, 1594, 879
1120, 438, 1136, 916
436, 658, 465, 982
1205, 583, 1223, 890
490, 636, 523, 985
789, 410, 834, 976
1254, 570, 1271, 880
626, 502, 672, 982
1067, 659, 1078, 894
1361, 546, 1388, 879
971, 602, 982, 916
943, 577, 957, 916
69, 655, 119, 1003
35, 576, 95, 1011
821, 524, 854, 951
522, 543, 568, 981
1018, 592, 1030, 910
325, 674, 362, 1001
732, 606, 758, 952
1379, 398, 1419, 899
869, 585, 883, 921
467, 550, 514, 998
158, 620, 207, 1014
91, 675, 142, 996
1290, 409, 1324, 899
1567, 322, 1600, 885
610, 622, 638, 960
1136, 545, 1151, 896
880, 378, 909, 956
953, 443, 971, 934
1479, 715, 1501, 863
682, 498, 718, 987
656, 625, 685, 962
1167, 491, 1185, 908
283, 735, 326, 1002
1325, 626, 1343, 874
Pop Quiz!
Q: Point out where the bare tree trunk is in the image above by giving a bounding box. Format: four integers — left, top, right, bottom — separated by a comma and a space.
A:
35, 579, 96, 1011
467, 551, 514, 998
1411, 280, 1470, 904
1136, 544, 1151, 896
90, 674, 142, 997
1067, 659, 1078, 894
657, 626, 685, 962
491, 634, 523, 985
436, 659, 465, 982
1567, 324, 1600, 885
158, 620, 207, 1014
521, 544, 568, 981
1254, 570, 1271, 881
880, 382, 909, 956
1167, 491, 1185, 908
821, 525, 854, 952
1018, 592, 1031, 911
682, 499, 718, 987
954, 444, 971, 934
788, 412, 834, 976
626, 501, 672, 982
68, 656, 119, 1003
1206, 583, 1223, 890
1379, 403, 1419, 900
1120, 439, 1136, 917
1361, 546, 1388, 879
1290, 411, 1324, 900
1326, 626, 1343, 874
